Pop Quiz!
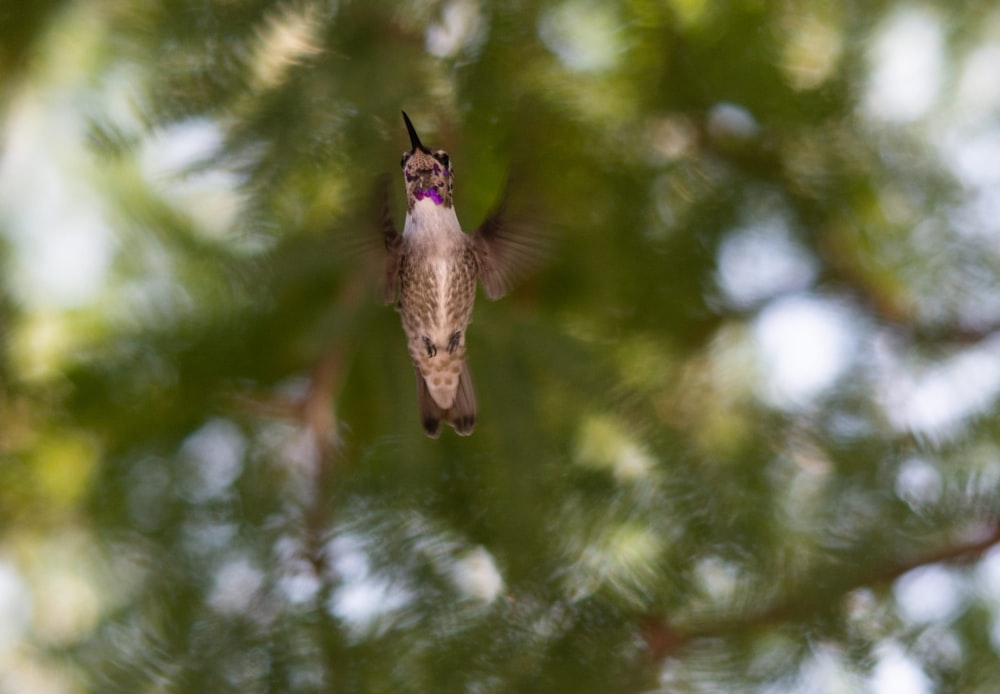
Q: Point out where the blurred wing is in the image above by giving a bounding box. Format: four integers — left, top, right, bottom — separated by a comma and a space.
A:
471, 190, 547, 300
380, 175, 403, 305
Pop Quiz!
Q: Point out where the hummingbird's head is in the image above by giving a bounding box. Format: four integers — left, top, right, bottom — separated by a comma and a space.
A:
400, 111, 454, 210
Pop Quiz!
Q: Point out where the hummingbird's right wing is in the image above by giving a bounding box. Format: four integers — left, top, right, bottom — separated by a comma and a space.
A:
471, 192, 547, 300
380, 175, 404, 306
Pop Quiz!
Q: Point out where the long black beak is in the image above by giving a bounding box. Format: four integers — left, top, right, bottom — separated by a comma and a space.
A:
402, 111, 424, 152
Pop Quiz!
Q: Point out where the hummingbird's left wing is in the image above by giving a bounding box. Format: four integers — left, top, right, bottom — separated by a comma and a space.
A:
471, 193, 546, 300
380, 175, 404, 305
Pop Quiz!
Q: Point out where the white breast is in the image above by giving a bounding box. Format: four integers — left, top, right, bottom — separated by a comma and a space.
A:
403, 198, 462, 243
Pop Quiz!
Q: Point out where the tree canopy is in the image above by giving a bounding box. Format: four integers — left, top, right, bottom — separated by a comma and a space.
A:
3, 1, 1000, 692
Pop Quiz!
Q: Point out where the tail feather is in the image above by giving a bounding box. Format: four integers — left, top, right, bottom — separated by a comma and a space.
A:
448, 360, 476, 436
415, 361, 476, 437
416, 372, 444, 438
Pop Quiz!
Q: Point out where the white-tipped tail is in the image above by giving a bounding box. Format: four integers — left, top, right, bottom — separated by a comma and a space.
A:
416, 360, 476, 437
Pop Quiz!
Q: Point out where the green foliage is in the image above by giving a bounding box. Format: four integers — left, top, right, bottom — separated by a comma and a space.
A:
3, 0, 1000, 691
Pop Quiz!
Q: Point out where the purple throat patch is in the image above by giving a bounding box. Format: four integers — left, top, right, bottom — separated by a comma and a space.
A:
415, 187, 444, 205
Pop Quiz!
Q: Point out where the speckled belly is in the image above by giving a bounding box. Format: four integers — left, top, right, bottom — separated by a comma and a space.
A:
398, 249, 477, 408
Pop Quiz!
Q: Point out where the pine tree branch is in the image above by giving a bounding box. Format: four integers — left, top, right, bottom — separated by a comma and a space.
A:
299, 269, 371, 574
227, 268, 369, 575
641, 524, 1000, 661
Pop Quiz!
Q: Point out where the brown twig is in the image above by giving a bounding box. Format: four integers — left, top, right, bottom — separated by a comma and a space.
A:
229, 267, 370, 575
298, 269, 371, 573
641, 524, 1000, 661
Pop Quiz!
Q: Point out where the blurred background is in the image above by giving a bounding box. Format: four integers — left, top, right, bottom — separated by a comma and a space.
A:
3, 0, 1000, 691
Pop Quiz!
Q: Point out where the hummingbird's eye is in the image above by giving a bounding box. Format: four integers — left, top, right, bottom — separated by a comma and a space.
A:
400, 152, 411, 168
433, 151, 450, 169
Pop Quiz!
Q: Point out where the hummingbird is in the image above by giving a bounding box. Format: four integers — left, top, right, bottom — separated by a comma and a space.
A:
382, 111, 534, 437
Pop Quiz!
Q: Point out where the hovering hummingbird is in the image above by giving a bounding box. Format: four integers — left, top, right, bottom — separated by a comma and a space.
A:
382, 111, 535, 437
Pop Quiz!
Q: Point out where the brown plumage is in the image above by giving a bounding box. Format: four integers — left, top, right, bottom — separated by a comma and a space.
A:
382, 112, 538, 437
